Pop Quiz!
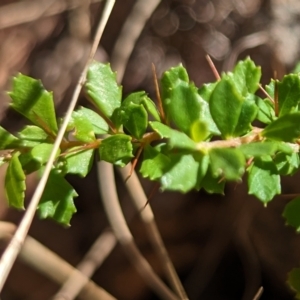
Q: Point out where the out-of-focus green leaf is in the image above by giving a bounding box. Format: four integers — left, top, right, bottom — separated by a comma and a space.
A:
209, 148, 245, 181
38, 169, 77, 226
239, 141, 278, 158
5, 152, 26, 209
200, 167, 225, 194
287, 268, 300, 299
283, 197, 300, 232
274, 152, 299, 175
85, 62, 122, 118
247, 156, 280, 205
65, 148, 94, 177
8, 74, 58, 133
262, 112, 300, 142
150, 121, 197, 150
277, 75, 300, 116
0, 126, 19, 149
99, 134, 133, 167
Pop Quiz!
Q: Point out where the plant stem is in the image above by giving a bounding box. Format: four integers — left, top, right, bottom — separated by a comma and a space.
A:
98, 161, 179, 300
0, 0, 115, 291
118, 164, 189, 300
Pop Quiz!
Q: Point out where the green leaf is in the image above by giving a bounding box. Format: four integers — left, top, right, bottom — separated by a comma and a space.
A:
209, 76, 244, 139
122, 91, 160, 121
228, 58, 261, 95
0, 126, 19, 149
160, 153, 200, 193
255, 97, 275, 124
18, 126, 48, 147
65, 148, 94, 177
18, 152, 42, 174
239, 141, 278, 158
117, 103, 148, 139
31, 143, 59, 164
283, 197, 300, 232
190, 120, 210, 142
85, 62, 122, 118
247, 156, 280, 204
274, 152, 299, 175
161, 65, 214, 137
75, 107, 108, 134
200, 167, 225, 194
265, 80, 275, 99
197, 96, 221, 137
150, 121, 197, 150
287, 268, 300, 299
99, 134, 133, 167
277, 74, 300, 116
140, 145, 171, 180
233, 94, 258, 136
198, 82, 217, 102
38, 169, 77, 225
262, 112, 300, 142
5, 152, 26, 209
209, 148, 245, 181
69, 110, 96, 143
8, 74, 58, 133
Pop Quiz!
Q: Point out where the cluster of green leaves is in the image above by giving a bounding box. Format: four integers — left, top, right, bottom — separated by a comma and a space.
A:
2, 58, 300, 233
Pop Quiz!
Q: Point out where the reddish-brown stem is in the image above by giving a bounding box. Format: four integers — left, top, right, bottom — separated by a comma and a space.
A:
125, 146, 144, 182
258, 84, 274, 104
205, 54, 221, 81
151, 63, 166, 123
274, 72, 279, 116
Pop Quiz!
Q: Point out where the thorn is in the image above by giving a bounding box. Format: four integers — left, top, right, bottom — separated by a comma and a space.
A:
151, 63, 166, 123
140, 182, 160, 211
205, 54, 221, 81
258, 84, 274, 104
124, 146, 143, 183
218, 176, 225, 184
274, 71, 279, 116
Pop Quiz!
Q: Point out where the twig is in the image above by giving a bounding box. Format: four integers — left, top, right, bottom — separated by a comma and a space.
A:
252, 286, 263, 300
0, 222, 116, 300
52, 229, 116, 300
98, 161, 179, 300
118, 164, 188, 299
0, 0, 104, 30
0, 0, 115, 291
111, 0, 161, 82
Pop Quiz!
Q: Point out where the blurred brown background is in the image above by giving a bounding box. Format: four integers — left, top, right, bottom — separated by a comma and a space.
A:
1, 0, 300, 299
